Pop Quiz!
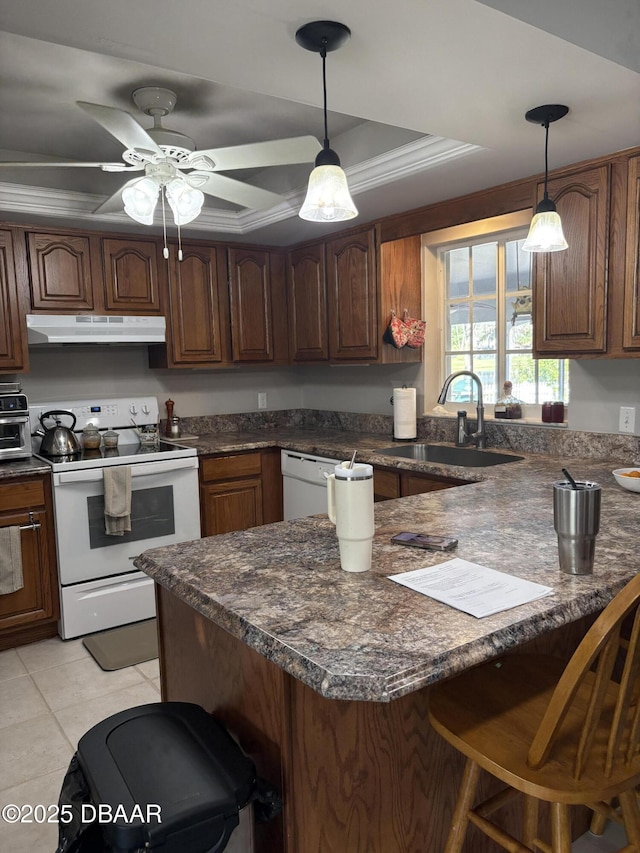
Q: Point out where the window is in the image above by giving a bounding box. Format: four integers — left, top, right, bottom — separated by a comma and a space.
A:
422, 212, 569, 417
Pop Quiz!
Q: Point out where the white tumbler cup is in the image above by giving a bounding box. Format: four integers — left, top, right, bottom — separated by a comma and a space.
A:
327, 462, 375, 572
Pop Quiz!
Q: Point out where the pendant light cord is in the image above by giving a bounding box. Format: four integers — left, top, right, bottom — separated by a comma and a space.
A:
543, 118, 550, 202
321, 41, 330, 149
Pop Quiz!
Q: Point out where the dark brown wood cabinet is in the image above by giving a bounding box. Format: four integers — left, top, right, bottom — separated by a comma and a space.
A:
327, 228, 378, 361
287, 242, 329, 362
0, 475, 59, 651
149, 243, 231, 368
0, 228, 29, 372
622, 155, 640, 350
101, 237, 163, 313
373, 465, 469, 502
26, 228, 162, 314
227, 248, 289, 364
377, 234, 422, 364
199, 449, 282, 536
532, 165, 610, 355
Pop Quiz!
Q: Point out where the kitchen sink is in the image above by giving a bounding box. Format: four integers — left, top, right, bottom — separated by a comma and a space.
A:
375, 444, 524, 467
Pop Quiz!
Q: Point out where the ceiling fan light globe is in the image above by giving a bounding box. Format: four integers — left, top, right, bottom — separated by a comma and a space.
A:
522, 209, 568, 252
121, 176, 159, 224
166, 178, 205, 225
299, 164, 358, 222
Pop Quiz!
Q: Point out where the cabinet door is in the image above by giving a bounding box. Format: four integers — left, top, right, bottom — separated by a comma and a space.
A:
101, 237, 162, 313
0, 478, 58, 639
166, 245, 228, 365
622, 156, 640, 350
0, 229, 28, 371
201, 479, 264, 535
27, 232, 94, 310
287, 243, 329, 362
228, 248, 273, 361
378, 235, 422, 364
327, 229, 377, 360
533, 166, 609, 355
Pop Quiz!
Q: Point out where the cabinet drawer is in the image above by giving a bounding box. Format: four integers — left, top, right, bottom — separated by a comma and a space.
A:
0, 480, 45, 513
201, 452, 262, 482
374, 468, 400, 500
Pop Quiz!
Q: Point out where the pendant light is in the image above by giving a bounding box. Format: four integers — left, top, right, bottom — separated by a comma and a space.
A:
295, 21, 358, 222
522, 104, 569, 253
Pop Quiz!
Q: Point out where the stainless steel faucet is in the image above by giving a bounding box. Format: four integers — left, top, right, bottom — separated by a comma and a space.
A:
437, 371, 486, 449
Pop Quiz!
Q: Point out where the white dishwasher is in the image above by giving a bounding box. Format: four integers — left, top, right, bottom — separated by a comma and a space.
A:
281, 450, 342, 520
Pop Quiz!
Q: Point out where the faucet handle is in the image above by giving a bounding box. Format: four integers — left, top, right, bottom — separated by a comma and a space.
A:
456, 410, 469, 446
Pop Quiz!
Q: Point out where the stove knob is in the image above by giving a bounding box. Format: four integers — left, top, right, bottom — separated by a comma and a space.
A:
129, 404, 138, 416
142, 404, 150, 415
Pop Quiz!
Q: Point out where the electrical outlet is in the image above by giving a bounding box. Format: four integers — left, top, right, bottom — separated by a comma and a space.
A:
619, 406, 636, 434
258, 392, 267, 410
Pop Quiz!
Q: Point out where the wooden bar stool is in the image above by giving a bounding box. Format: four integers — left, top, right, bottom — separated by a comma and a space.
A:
428, 574, 640, 853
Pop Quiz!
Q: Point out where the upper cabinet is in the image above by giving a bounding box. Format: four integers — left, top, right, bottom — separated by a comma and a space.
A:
0, 228, 29, 372
532, 165, 609, 355
326, 228, 378, 361
287, 242, 329, 362
26, 229, 162, 314
149, 243, 230, 369
228, 248, 289, 364
377, 234, 422, 365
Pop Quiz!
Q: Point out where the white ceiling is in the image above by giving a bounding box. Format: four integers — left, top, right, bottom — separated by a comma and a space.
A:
0, 0, 638, 246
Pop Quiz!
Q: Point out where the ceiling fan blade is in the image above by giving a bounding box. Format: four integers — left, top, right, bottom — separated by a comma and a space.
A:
92, 178, 139, 215
77, 101, 163, 156
186, 135, 322, 172
0, 161, 138, 171
188, 171, 285, 210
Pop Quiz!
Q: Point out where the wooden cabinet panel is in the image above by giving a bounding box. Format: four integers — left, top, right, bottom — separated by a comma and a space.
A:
202, 478, 263, 535
0, 475, 59, 650
378, 235, 422, 364
327, 228, 377, 361
374, 466, 469, 501
27, 232, 94, 310
374, 468, 400, 502
533, 166, 609, 355
164, 244, 228, 366
101, 237, 161, 313
0, 229, 28, 372
201, 452, 262, 482
228, 248, 273, 361
287, 243, 329, 362
623, 156, 640, 350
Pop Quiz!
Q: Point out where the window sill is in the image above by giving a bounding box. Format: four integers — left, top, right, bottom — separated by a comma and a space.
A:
426, 411, 568, 428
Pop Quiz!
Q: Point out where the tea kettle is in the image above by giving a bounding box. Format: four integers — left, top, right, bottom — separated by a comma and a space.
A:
37, 410, 82, 457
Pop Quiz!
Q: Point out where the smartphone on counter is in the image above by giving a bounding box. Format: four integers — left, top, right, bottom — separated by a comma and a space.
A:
390, 532, 458, 552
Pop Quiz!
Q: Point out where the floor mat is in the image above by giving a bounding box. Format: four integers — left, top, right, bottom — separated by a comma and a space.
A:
82, 618, 158, 671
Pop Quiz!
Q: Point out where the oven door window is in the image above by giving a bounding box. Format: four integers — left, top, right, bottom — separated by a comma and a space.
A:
87, 485, 175, 548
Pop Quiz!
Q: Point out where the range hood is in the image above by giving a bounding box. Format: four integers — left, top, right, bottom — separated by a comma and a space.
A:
26, 314, 166, 345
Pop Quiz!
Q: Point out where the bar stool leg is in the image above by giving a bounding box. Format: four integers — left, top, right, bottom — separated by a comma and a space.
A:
550, 802, 572, 853
619, 788, 640, 848
445, 759, 480, 853
523, 795, 539, 848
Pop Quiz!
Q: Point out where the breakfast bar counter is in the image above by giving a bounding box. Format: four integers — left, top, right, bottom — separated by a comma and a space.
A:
135, 447, 638, 852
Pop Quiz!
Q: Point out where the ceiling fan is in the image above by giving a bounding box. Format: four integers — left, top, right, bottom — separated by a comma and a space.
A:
0, 86, 323, 224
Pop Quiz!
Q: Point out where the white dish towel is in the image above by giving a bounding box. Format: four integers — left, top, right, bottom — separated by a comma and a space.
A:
103, 466, 132, 536
0, 526, 24, 594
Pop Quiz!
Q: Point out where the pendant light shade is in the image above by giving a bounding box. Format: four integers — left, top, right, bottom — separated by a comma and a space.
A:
523, 104, 569, 253
165, 178, 205, 225
122, 176, 159, 225
296, 21, 358, 223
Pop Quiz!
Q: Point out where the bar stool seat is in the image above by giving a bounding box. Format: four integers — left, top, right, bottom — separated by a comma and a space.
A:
428, 574, 640, 853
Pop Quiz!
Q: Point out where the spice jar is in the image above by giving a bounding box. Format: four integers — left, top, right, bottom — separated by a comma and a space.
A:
551, 401, 565, 423
81, 424, 101, 449
102, 430, 119, 448
542, 402, 553, 423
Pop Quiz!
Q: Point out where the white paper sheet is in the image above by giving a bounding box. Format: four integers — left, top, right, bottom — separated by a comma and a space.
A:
388, 558, 554, 618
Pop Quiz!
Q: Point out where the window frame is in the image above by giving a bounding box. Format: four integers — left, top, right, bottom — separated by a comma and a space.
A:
422, 210, 568, 422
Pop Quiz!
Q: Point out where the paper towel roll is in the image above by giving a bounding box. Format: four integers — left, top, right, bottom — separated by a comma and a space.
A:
393, 387, 417, 440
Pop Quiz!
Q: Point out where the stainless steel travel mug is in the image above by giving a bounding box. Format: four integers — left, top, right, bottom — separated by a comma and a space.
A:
553, 481, 601, 575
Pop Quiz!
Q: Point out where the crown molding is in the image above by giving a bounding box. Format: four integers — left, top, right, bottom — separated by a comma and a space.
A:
0, 136, 482, 234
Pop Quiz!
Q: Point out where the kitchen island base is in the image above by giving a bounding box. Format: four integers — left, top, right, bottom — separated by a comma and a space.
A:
155, 585, 593, 853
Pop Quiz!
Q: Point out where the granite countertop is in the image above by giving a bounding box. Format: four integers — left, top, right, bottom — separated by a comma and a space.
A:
136, 430, 638, 703
0, 456, 53, 479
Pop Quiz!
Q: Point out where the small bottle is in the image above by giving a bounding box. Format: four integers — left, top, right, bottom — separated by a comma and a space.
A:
542, 402, 554, 423
165, 399, 175, 437
494, 381, 522, 419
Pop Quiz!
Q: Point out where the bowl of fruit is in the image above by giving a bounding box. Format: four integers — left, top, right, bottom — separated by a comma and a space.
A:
613, 468, 640, 493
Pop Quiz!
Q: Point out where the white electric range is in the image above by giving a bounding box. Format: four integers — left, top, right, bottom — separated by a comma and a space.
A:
30, 396, 201, 639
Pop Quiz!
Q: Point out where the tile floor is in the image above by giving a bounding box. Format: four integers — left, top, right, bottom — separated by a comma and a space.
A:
0, 634, 630, 853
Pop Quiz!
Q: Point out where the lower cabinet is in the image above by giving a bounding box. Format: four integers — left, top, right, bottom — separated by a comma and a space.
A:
374, 466, 470, 501
199, 449, 283, 536
0, 475, 59, 651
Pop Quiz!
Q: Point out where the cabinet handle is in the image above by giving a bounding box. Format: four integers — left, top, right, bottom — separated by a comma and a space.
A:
19, 511, 41, 532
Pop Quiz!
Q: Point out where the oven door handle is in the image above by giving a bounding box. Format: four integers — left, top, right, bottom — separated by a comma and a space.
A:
55, 457, 198, 484
0, 415, 29, 425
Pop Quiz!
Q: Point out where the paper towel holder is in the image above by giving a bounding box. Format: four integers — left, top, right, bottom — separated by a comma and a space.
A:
391, 384, 418, 442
